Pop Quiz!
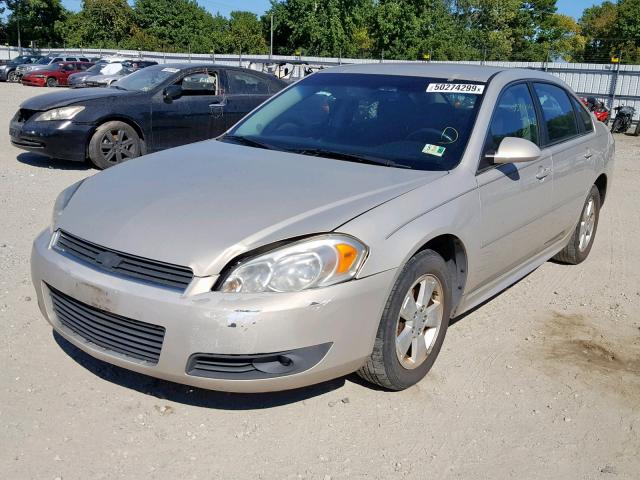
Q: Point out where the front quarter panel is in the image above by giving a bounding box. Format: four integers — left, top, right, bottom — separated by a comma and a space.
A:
338, 170, 481, 289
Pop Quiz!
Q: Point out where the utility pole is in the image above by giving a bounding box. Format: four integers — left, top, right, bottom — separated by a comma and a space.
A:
16, 0, 22, 54
270, 14, 274, 59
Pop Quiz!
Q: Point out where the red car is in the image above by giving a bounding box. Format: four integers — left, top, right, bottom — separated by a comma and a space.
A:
21, 61, 94, 87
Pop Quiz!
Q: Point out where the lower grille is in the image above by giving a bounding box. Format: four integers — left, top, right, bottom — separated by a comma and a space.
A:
186, 343, 332, 380
54, 230, 194, 291
48, 285, 165, 364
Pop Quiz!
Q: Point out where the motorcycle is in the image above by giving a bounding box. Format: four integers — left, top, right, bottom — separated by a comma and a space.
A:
610, 105, 635, 133
581, 97, 609, 124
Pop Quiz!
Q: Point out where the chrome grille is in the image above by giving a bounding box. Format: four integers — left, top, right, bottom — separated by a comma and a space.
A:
54, 230, 194, 291
48, 285, 165, 364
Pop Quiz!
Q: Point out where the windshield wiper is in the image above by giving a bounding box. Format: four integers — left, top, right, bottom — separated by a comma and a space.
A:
109, 84, 128, 91
294, 148, 412, 169
219, 134, 277, 150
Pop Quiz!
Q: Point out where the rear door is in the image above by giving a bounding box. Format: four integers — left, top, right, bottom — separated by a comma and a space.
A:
531, 82, 594, 237
150, 68, 221, 151
476, 82, 556, 282
222, 69, 273, 130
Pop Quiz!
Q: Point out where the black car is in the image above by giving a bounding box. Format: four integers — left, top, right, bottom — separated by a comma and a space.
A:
10, 64, 287, 169
0, 55, 44, 82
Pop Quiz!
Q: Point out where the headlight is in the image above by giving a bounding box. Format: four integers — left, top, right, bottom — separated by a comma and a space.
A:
51, 179, 85, 231
34, 106, 85, 122
219, 235, 368, 293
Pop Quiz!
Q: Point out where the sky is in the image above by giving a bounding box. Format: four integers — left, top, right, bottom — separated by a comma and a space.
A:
60, 0, 605, 20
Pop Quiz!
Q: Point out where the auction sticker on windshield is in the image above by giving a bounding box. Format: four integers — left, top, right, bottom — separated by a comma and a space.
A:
426, 83, 485, 94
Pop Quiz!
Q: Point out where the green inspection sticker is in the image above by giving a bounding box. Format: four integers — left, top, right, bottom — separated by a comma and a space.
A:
422, 144, 446, 157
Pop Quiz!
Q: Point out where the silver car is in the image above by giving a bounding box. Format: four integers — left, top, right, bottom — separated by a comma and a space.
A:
31, 64, 614, 392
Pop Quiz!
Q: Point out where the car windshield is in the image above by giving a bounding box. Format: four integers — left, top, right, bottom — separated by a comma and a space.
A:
85, 63, 106, 74
35, 57, 52, 65
111, 66, 178, 92
227, 73, 485, 171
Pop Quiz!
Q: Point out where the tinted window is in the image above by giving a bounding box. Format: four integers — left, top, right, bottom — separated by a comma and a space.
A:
52, 58, 62, 62
227, 71, 269, 95
571, 97, 594, 133
180, 72, 218, 94
534, 83, 578, 143
486, 83, 538, 152
229, 73, 485, 171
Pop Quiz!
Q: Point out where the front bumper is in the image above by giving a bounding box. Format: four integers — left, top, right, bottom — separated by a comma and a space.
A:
10, 119, 92, 162
31, 230, 395, 392
21, 77, 46, 87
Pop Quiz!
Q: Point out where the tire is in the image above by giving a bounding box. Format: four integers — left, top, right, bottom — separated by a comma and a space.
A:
88, 121, 142, 169
553, 185, 601, 265
358, 249, 452, 390
7, 71, 18, 83
46, 77, 58, 87
634, 121, 640, 137
611, 117, 623, 133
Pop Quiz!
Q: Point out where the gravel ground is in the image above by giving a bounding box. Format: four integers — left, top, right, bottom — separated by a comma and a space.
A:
1, 83, 639, 480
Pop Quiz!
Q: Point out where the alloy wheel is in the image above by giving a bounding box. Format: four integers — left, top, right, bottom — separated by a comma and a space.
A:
578, 196, 596, 252
100, 128, 138, 165
395, 274, 444, 369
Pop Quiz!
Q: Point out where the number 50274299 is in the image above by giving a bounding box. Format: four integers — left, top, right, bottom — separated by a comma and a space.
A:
426, 83, 486, 94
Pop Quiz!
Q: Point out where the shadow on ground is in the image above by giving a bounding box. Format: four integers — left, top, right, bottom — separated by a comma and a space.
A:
17, 152, 92, 171
53, 331, 349, 409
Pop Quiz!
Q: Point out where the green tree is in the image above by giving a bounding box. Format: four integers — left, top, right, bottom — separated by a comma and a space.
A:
579, 0, 640, 63
59, 0, 134, 49
3, 0, 68, 48
132, 0, 226, 53
225, 11, 268, 54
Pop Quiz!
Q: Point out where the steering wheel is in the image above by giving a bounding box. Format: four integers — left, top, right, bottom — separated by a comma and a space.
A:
406, 127, 455, 143
272, 118, 306, 134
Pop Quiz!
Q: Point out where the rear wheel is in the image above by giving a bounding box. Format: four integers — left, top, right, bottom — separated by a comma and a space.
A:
358, 250, 451, 390
634, 121, 640, 136
88, 121, 142, 169
553, 185, 601, 265
611, 117, 623, 133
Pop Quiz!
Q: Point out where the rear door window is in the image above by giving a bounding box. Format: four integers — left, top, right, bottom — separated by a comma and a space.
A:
533, 83, 578, 144
227, 71, 270, 95
571, 97, 594, 133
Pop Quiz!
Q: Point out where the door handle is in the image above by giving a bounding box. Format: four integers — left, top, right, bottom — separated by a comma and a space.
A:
536, 166, 551, 180
584, 152, 593, 159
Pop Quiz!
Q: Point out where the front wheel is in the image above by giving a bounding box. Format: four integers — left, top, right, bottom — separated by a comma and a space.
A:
611, 117, 624, 133
634, 121, 640, 137
46, 77, 58, 87
88, 121, 142, 169
553, 185, 601, 265
358, 250, 452, 390
7, 71, 19, 83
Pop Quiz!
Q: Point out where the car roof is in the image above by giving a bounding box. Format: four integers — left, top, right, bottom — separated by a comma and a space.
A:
319, 63, 561, 85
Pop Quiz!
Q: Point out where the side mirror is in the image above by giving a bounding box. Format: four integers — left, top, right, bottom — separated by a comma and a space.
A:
163, 85, 182, 103
486, 137, 541, 164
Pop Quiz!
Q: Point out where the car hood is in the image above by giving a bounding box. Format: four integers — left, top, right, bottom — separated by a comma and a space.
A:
58, 141, 447, 277
20, 87, 131, 110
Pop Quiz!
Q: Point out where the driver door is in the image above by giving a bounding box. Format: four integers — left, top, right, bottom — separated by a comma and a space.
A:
476, 82, 556, 283
151, 68, 221, 151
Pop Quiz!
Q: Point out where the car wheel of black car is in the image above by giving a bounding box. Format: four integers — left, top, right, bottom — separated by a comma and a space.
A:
46, 77, 58, 88
7, 71, 19, 83
634, 121, 640, 137
358, 250, 452, 391
553, 185, 601, 265
88, 121, 142, 169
